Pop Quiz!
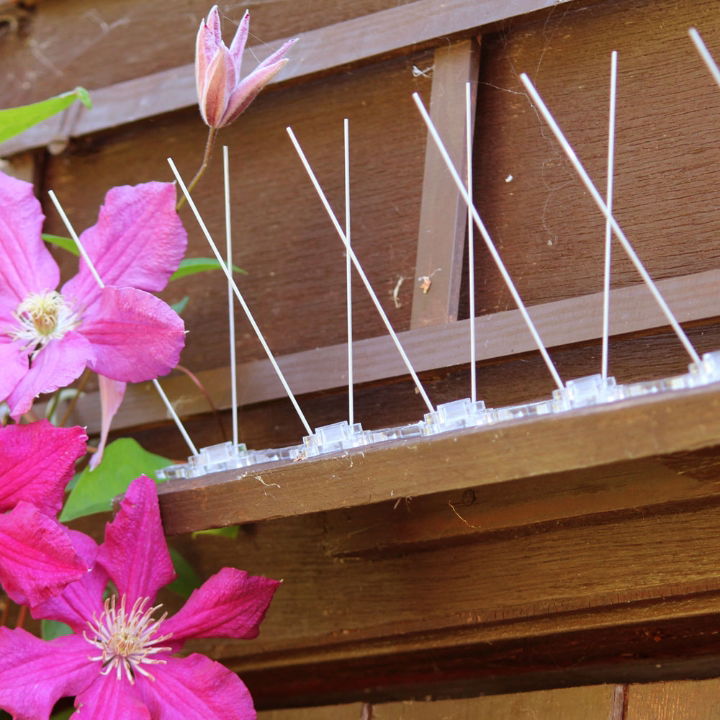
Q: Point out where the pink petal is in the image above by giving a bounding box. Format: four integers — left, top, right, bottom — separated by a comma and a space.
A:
0, 420, 86, 516
0, 171, 59, 313
0, 338, 28, 403
201, 44, 235, 128
78, 286, 184, 383
205, 5, 222, 46
31, 532, 105, 632
0, 502, 87, 607
61, 183, 187, 308
73, 672, 149, 719
89, 376, 126, 470
255, 38, 298, 73
220, 58, 289, 127
228, 10, 250, 75
0, 629, 98, 720
137, 654, 255, 720
162, 568, 280, 644
7, 331, 94, 420
97, 475, 175, 606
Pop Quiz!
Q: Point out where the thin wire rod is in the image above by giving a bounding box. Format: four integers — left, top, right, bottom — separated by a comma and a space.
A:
689, 28, 720, 89
519, 73, 701, 366
223, 146, 239, 448
47, 189, 199, 456
167, 157, 314, 436
602, 51, 618, 381
286, 126, 435, 414
465, 82, 477, 402
412, 92, 565, 391
344, 119, 354, 426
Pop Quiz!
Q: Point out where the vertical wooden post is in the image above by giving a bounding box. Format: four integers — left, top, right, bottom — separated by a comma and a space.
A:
410, 38, 481, 329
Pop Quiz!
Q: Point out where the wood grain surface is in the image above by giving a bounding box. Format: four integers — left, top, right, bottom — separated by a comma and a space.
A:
625, 679, 720, 719
373, 686, 618, 719
411, 39, 481, 328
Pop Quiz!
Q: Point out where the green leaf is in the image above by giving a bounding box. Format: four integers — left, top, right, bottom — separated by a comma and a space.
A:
60, 438, 171, 522
41, 619, 73, 641
42, 233, 79, 256
50, 709, 73, 720
169, 257, 245, 282
192, 525, 239, 539
167, 546, 202, 598
170, 296, 190, 314
0, 87, 92, 144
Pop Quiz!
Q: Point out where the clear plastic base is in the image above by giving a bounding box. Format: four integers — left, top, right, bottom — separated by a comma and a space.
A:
423, 398, 493, 435
552, 374, 621, 411
493, 399, 554, 423
302, 421, 372, 457
156, 350, 720, 480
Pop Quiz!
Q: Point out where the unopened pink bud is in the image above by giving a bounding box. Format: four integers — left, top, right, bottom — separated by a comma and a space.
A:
195, 6, 297, 129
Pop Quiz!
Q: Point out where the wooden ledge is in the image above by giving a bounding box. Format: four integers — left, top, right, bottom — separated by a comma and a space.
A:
158, 382, 720, 534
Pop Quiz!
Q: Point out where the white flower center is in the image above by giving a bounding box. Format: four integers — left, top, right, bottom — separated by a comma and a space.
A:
11, 291, 80, 352
84, 595, 173, 684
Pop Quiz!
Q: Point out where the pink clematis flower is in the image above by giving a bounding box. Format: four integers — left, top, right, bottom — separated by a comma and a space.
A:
0, 421, 89, 606
0, 419, 86, 516
0, 475, 280, 719
0, 171, 187, 420
196, 6, 297, 128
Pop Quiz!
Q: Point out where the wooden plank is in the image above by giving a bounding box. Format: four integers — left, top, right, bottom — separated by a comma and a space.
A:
375, 686, 617, 718
0, 0, 572, 156
625, 679, 720, 719
156, 383, 720, 534
410, 39, 480, 327
70, 268, 720, 434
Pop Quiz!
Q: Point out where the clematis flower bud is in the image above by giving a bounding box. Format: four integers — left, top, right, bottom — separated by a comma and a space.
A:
196, 6, 297, 129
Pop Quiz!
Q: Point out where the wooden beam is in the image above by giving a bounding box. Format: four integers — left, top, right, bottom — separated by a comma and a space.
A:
411, 39, 481, 328
70, 268, 720, 434
0, 0, 572, 157
157, 383, 720, 534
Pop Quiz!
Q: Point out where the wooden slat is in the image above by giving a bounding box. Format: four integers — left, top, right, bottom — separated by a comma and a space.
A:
70, 268, 720, 434
257, 687, 617, 719
375, 686, 618, 719
157, 382, 720, 534
625, 679, 720, 719
0, 0, 572, 157
410, 39, 480, 327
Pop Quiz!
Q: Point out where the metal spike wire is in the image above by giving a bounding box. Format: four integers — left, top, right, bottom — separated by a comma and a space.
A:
167, 157, 314, 436
344, 119, 354, 426
465, 82, 477, 402
602, 51, 618, 381
47, 189, 199, 456
223, 146, 239, 448
689, 28, 720, 89
286, 126, 435, 414
518, 73, 701, 365
412, 92, 565, 391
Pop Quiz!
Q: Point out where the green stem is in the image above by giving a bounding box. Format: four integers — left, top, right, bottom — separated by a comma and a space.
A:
176, 126, 218, 210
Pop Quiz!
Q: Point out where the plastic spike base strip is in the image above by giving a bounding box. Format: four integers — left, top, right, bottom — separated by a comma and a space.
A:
155, 350, 720, 481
